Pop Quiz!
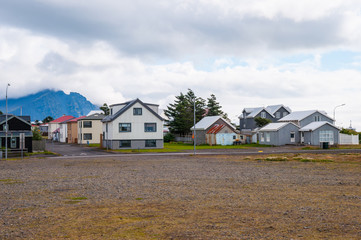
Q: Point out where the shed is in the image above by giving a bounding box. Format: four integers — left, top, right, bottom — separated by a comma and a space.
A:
206, 124, 237, 145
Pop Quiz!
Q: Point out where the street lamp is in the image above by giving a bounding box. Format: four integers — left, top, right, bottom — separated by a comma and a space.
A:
5, 83, 10, 160
333, 103, 345, 124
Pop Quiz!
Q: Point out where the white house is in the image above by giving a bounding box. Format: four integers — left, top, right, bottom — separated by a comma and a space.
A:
101, 99, 164, 149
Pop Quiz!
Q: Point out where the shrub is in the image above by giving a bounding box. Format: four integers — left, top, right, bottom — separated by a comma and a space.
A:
32, 127, 42, 140
164, 133, 175, 142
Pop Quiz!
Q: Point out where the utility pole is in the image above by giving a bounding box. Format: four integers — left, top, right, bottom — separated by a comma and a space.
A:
193, 97, 196, 155
5, 83, 10, 160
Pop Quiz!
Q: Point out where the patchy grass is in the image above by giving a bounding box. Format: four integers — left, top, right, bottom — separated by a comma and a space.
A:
114, 142, 272, 153
86, 143, 101, 148
25, 151, 58, 156
65, 196, 88, 204
0, 179, 24, 184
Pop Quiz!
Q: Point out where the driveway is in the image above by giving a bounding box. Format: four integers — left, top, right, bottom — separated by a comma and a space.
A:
46, 141, 112, 156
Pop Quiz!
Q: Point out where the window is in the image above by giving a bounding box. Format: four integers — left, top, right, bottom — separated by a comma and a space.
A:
283, 112, 288, 117
243, 112, 246, 118
119, 123, 131, 132
261, 112, 266, 118
110, 108, 113, 115
233, 135, 236, 139
119, 140, 131, 148
83, 121, 92, 128
145, 140, 157, 147
79, 122, 82, 128
133, 108, 142, 115
83, 133, 92, 140
275, 112, 281, 119
266, 132, 270, 142
144, 123, 156, 132
260, 132, 265, 142
320, 131, 334, 143
314, 115, 321, 121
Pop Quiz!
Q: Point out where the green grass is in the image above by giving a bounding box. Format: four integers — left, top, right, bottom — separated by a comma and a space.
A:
0, 178, 24, 184
113, 142, 271, 153
86, 144, 101, 148
25, 151, 57, 156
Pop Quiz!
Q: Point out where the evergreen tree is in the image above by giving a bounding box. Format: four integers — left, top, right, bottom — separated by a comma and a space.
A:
165, 89, 206, 135
206, 94, 228, 119
100, 103, 110, 115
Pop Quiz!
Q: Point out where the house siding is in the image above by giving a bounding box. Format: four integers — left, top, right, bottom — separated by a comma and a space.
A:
303, 124, 339, 146
299, 113, 334, 127
240, 110, 275, 130
259, 123, 299, 146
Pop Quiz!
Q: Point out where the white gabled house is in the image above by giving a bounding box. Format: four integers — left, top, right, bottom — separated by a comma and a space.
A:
101, 99, 164, 149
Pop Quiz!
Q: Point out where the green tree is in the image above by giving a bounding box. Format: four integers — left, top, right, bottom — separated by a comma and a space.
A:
165, 89, 206, 136
0, 110, 2, 115
254, 117, 271, 128
340, 128, 358, 135
32, 127, 42, 140
206, 94, 228, 119
42, 116, 54, 123
100, 103, 110, 115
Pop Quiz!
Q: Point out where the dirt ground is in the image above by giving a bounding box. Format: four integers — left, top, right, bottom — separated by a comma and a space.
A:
1, 153, 360, 239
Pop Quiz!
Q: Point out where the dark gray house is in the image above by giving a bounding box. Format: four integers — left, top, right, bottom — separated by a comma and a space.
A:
258, 122, 300, 146
239, 104, 292, 131
0, 115, 33, 153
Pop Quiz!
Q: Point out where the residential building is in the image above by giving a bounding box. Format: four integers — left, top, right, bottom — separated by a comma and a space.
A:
191, 116, 237, 145
48, 115, 75, 141
78, 113, 105, 145
239, 104, 292, 131
0, 115, 33, 152
67, 116, 86, 143
258, 122, 300, 146
102, 99, 164, 149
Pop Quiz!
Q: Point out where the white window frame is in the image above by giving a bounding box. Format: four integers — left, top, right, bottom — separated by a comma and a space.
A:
261, 112, 266, 118
320, 130, 334, 144
266, 132, 270, 142
275, 112, 281, 119
260, 132, 265, 142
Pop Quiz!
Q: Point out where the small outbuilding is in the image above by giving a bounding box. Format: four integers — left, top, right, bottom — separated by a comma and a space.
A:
299, 121, 340, 146
259, 122, 300, 146
206, 124, 238, 145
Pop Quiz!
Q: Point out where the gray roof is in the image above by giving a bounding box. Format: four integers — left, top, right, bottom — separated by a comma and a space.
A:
191, 116, 235, 130
278, 110, 332, 122
240, 104, 291, 119
265, 104, 292, 114
81, 113, 106, 120
0, 115, 31, 125
259, 122, 299, 131
299, 121, 340, 131
102, 98, 163, 123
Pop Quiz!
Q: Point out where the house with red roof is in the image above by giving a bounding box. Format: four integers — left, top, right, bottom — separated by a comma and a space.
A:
48, 115, 75, 141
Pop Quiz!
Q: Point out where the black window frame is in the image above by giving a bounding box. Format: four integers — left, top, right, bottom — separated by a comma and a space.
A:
145, 139, 157, 147
119, 140, 131, 148
119, 123, 131, 132
83, 133, 92, 140
133, 108, 142, 115
83, 121, 92, 128
144, 123, 157, 132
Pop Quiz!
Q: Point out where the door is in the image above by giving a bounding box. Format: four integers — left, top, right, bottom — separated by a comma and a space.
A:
290, 132, 295, 143
11, 137, 17, 148
301, 132, 304, 143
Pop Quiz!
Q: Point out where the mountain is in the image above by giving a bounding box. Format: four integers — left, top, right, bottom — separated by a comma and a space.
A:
0, 89, 99, 121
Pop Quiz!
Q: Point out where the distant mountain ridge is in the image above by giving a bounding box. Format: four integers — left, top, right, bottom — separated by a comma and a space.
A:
0, 89, 99, 121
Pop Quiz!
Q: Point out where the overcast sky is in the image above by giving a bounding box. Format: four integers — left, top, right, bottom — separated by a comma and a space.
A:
1, 0, 361, 128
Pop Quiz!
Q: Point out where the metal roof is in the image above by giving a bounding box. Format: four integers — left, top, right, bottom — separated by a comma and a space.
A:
102, 98, 163, 122
0, 115, 31, 125
81, 113, 106, 120
278, 110, 332, 122
259, 122, 299, 131
207, 124, 225, 134
265, 104, 292, 114
191, 116, 235, 130
50, 115, 75, 123
299, 121, 340, 131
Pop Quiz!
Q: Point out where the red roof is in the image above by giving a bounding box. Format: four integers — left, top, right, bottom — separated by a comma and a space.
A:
50, 115, 75, 123
207, 124, 225, 134
69, 116, 86, 122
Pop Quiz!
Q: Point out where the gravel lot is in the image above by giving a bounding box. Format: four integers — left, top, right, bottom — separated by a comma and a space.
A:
1, 153, 360, 239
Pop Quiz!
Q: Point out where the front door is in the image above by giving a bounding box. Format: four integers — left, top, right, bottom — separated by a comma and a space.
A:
10, 137, 17, 148
290, 132, 295, 143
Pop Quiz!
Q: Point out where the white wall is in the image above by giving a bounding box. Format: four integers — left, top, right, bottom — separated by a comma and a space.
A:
339, 133, 359, 145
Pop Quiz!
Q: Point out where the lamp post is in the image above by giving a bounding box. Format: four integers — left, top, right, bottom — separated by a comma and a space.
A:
5, 83, 10, 160
333, 103, 345, 124
193, 97, 196, 155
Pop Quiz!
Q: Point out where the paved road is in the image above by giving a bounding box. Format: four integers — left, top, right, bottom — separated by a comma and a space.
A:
45, 140, 361, 158
46, 141, 112, 157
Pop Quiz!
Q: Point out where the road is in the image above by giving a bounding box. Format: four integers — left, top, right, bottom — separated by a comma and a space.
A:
45, 140, 361, 158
